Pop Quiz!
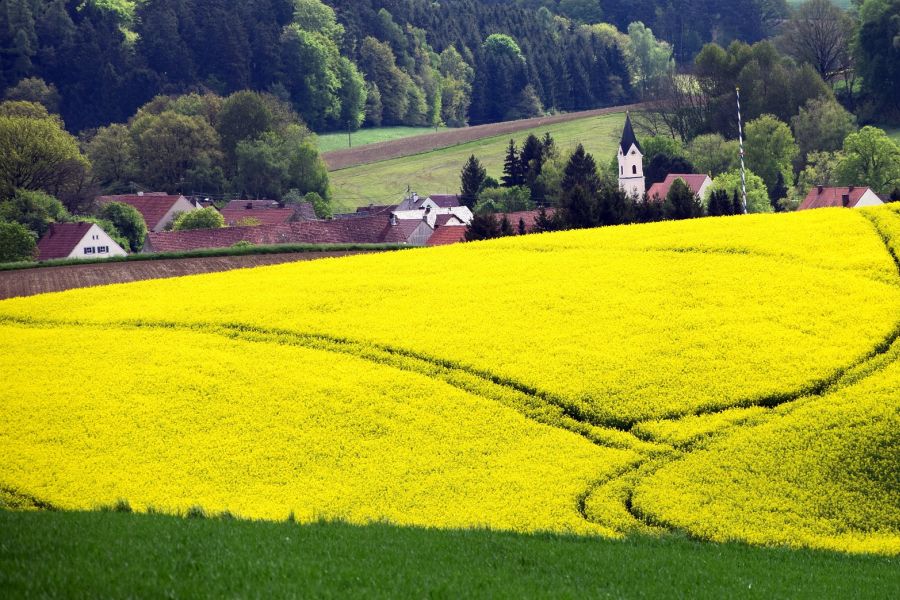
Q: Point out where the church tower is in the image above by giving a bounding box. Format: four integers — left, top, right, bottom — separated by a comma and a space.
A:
618, 113, 645, 199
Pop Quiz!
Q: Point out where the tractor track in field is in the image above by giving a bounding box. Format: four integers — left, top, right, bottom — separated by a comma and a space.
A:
4, 209, 900, 535
322, 104, 644, 171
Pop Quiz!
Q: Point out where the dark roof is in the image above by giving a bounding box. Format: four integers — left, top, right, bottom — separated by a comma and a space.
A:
145, 214, 427, 252
97, 194, 187, 230
429, 195, 460, 208
353, 204, 396, 215
799, 186, 878, 210
647, 174, 710, 200
426, 225, 467, 247
36, 222, 94, 261
434, 214, 464, 227
619, 113, 642, 155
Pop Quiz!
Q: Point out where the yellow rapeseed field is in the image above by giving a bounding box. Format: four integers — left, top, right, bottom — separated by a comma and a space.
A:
1, 205, 898, 553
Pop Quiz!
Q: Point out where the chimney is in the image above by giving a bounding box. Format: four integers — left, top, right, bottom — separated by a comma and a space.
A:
389, 214, 398, 226
848, 185, 855, 192
412, 192, 419, 203
817, 185, 823, 194
137, 191, 144, 196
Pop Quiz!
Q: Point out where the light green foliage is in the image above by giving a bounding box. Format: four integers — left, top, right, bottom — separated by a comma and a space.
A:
173, 208, 225, 231
0, 219, 37, 262
640, 135, 683, 160
439, 47, 474, 127
86, 124, 136, 190
483, 34, 524, 61
475, 186, 534, 214
744, 115, 798, 196
131, 111, 223, 192
0, 102, 88, 200
3, 77, 60, 113
292, 0, 343, 45
98, 202, 147, 252
0, 189, 69, 237
625, 22, 674, 97
686, 134, 740, 177
791, 97, 856, 163
797, 151, 844, 196
236, 126, 330, 201
706, 169, 772, 213
834, 126, 900, 194
279, 25, 341, 130
303, 192, 331, 219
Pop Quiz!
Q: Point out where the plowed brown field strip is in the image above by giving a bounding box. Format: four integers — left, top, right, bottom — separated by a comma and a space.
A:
323, 104, 643, 171
0, 251, 379, 300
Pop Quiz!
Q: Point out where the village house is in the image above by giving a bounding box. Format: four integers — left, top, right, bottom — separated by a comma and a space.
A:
387, 193, 474, 228
36, 222, 128, 261
799, 186, 883, 210
219, 200, 318, 226
647, 174, 713, 202
96, 192, 199, 232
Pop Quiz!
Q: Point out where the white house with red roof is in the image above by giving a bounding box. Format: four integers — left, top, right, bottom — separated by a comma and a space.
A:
97, 192, 198, 232
799, 186, 883, 210
391, 193, 474, 227
647, 174, 712, 202
36, 222, 128, 261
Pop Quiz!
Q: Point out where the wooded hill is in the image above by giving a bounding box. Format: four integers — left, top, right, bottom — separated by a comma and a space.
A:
0, 0, 789, 134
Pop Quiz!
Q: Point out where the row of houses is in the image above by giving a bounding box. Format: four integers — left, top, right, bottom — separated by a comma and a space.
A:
33, 180, 889, 261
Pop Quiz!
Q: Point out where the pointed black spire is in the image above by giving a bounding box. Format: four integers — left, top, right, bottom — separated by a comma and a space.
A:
620, 112, 642, 155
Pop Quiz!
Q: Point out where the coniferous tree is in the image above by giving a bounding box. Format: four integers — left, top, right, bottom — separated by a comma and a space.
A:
664, 178, 704, 220
498, 213, 514, 237
502, 139, 525, 187
561, 144, 600, 196
518, 217, 527, 235
732, 189, 745, 215
459, 154, 487, 209
707, 189, 732, 216
562, 185, 596, 229
464, 212, 500, 241
770, 171, 789, 212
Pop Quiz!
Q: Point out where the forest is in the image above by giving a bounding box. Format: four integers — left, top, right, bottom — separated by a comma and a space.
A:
0, 0, 809, 135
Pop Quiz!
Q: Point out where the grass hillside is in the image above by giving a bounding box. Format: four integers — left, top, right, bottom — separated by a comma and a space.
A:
317, 126, 446, 153
1, 205, 899, 558
328, 112, 625, 211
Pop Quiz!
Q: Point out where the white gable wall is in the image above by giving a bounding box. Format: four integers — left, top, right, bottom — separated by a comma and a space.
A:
854, 189, 883, 207
154, 196, 198, 232
69, 224, 128, 259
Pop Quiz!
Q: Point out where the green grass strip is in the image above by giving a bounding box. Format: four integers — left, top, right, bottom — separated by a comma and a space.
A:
1, 511, 897, 598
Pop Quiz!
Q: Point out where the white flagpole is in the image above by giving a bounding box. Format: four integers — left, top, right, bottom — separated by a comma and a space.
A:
736, 87, 748, 214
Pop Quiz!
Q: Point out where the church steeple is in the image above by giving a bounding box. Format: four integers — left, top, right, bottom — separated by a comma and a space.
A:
618, 112, 645, 198
619, 112, 642, 155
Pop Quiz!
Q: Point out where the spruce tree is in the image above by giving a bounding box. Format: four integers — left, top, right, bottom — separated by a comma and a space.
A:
664, 178, 704, 220
732, 189, 744, 215
518, 217, 527, 235
464, 212, 500, 241
520, 134, 544, 181
459, 154, 486, 209
770, 171, 789, 212
498, 213, 514, 237
501, 139, 524, 187
561, 144, 600, 196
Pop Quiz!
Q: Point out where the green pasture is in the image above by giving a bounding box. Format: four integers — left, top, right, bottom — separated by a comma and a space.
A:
1, 511, 897, 599
316, 126, 447, 153
328, 112, 626, 211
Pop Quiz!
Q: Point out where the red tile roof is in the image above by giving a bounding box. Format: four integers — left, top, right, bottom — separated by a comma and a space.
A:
36, 222, 94, 261
219, 200, 318, 226
647, 174, 709, 200
799, 186, 876, 210
97, 194, 187, 230
145, 214, 426, 252
426, 225, 467, 246
501, 209, 556, 234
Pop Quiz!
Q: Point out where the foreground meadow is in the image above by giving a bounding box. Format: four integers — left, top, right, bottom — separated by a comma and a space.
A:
1, 204, 899, 556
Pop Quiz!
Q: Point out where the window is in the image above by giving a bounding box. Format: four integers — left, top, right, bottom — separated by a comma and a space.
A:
632, 165, 637, 175
97, 246, 109, 254
84, 247, 95, 255
620, 166, 623, 175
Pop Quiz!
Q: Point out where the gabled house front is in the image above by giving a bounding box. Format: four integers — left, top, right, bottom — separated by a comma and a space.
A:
97, 192, 199, 232
37, 222, 128, 261
799, 186, 883, 210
